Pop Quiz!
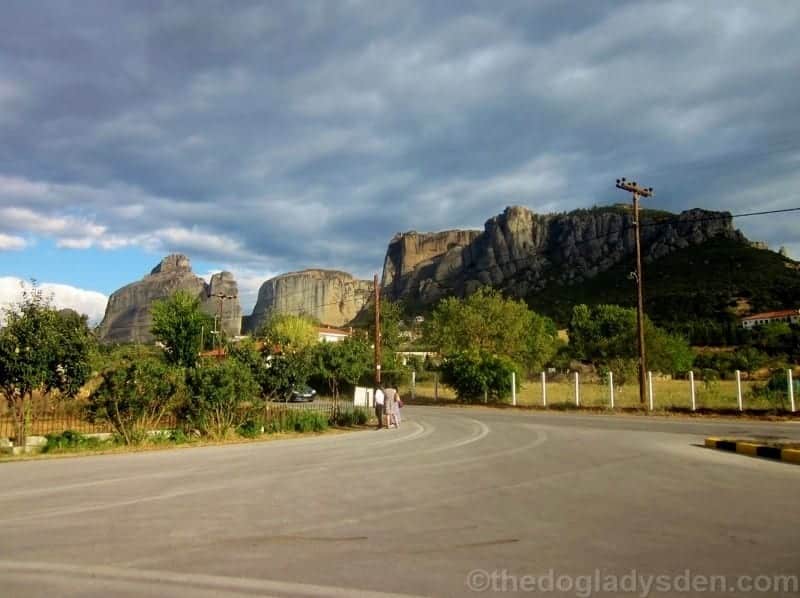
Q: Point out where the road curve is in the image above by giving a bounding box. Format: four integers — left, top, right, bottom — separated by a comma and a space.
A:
1, 406, 799, 597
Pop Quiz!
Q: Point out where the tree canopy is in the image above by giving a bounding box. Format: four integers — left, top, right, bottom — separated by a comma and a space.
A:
150, 290, 212, 367
258, 313, 318, 354
568, 304, 693, 375
0, 285, 93, 445
425, 287, 558, 373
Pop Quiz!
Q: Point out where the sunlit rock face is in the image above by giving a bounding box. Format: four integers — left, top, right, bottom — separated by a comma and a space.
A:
97, 254, 242, 343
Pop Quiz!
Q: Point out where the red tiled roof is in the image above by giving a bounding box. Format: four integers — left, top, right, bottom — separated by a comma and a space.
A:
741, 309, 799, 321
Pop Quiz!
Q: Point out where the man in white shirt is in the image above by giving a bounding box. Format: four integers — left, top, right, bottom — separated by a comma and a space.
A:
374, 387, 385, 429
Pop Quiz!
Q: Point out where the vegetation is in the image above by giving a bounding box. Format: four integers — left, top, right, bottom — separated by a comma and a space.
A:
310, 337, 372, 399
183, 358, 260, 439
425, 287, 558, 374
150, 290, 213, 367
87, 357, 185, 444
526, 238, 800, 341
0, 285, 94, 446
440, 350, 517, 403
568, 304, 693, 377
258, 313, 318, 353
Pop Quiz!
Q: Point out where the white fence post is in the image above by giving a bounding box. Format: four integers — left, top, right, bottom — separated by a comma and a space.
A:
789, 369, 796, 413
512, 372, 517, 406
736, 370, 743, 412
648, 371, 654, 411
574, 371, 580, 407
609, 371, 615, 409
411, 370, 416, 400
689, 370, 696, 411
541, 371, 547, 407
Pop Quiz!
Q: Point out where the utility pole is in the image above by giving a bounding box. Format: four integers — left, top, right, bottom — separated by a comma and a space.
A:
211, 292, 237, 353
374, 274, 381, 386
616, 177, 654, 405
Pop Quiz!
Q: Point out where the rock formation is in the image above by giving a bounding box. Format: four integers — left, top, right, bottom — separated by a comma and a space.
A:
247, 269, 373, 332
97, 254, 242, 343
382, 205, 744, 305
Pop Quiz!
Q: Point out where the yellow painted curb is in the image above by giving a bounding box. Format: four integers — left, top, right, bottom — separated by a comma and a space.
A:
704, 437, 721, 448
782, 449, 800, 464
736, 442, 760, 457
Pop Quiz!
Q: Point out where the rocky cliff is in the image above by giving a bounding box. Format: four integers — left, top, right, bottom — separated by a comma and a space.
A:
96, 254, 242, 343
382, 205, 744, 305
247, 269, 373, 332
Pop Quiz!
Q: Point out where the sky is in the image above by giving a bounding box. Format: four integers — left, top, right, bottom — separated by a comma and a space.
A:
1, 0, 799, 323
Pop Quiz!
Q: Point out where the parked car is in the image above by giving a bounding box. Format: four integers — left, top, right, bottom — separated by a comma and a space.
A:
287, 385, 317, 402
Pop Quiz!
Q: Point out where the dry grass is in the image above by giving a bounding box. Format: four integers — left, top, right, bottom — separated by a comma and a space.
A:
403, 377, 777, 411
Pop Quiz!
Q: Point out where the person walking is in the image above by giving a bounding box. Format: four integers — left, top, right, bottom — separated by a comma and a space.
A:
384, 386, 399, 428
374, 386, 385, 429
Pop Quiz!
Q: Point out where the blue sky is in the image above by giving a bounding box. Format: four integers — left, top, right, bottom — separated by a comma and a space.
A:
1, 0, 800, 322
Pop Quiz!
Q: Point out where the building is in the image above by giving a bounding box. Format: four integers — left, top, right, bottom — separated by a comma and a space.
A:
741, 309, 800, 329
317, 326, 352, 343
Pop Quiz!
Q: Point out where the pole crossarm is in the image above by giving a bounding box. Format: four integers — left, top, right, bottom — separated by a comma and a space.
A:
615, 178, 654, 197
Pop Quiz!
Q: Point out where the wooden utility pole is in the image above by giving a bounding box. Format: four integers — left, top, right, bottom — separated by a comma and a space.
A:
211, 292, 237, 353
616, 177, 654, 405
373, 274, 381, 386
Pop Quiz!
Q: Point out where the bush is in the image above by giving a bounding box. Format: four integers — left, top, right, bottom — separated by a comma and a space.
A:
441, 350, 518, 403
42, 430, 105, 453
752, 369, 797, 410
288, 410, 328, 433
87, 358, 184, 445
184, 359, 260, 439
330, 406, 370, 427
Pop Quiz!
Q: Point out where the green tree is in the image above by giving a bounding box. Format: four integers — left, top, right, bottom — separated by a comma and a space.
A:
569, 304, 692, 375
311, 337, 371, 399
87, 358, 184, 444
258, 313, 318, 353
150, 290, 212, 367
0, 285, 93, 447
426, 288, 558, 373
440, 350, 517, 403
183, 359, 260, 438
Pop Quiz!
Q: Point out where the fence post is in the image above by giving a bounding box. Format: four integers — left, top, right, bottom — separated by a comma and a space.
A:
541, 371, 547, 407
574, 371, 580, 407
609, 371, 615, 409
648, 371, 654, 411
789, 369, 795, 413
689, 370, 696, 411
434, 373, 439, 401
736, 370, 743, 412
512, 371, 517, 406
411, 370, 416, 400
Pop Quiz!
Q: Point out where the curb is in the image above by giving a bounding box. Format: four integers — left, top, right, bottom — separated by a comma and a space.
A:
705, 437, 800, 465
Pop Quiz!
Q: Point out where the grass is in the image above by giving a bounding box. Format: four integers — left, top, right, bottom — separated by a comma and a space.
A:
404, 377, 781, 412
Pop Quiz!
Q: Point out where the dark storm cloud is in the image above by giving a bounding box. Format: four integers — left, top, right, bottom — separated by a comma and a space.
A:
1, 0, 800, 283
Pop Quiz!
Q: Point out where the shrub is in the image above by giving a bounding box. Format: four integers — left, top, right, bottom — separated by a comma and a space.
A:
286, 410, 328, 433
42, 430, 105, 453
87, 358, 184, 445
441, 350, 517, 403
183, 359, 260, 438
752, 369, 797, 410
238, 417, 264, 438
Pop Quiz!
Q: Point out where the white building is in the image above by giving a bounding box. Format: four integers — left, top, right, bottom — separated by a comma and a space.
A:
741, 309, 800, 329
317, 326, 351, 342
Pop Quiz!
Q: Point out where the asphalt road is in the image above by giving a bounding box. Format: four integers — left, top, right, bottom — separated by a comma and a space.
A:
1, 407, 799, 597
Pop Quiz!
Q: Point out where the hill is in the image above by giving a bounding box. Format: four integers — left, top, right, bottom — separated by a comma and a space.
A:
525, 237, 800, 342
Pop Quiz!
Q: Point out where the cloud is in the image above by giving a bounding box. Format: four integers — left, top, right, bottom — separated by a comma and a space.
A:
0, 233, 26, 250
0, 0, 798, 283
0, 277, 108, 326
